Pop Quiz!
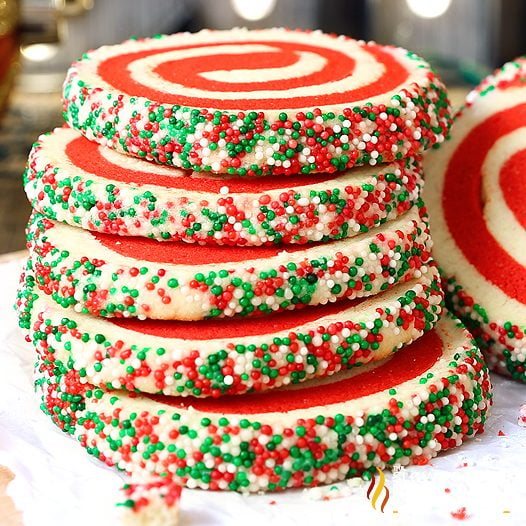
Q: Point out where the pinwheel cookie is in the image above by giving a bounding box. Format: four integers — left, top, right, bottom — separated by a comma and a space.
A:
27, 204, 432, 320
24, 126, 423, 245
63, 28, 451, 176
17, 263, 443, 397
31, 313, 491, 492
425, 58, 526, 382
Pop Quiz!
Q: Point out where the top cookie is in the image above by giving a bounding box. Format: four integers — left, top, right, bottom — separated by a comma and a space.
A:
63, 28, 451, 176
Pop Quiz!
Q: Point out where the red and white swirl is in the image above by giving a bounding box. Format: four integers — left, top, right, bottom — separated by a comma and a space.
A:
84, 29, 416, 111
482, 128, 526, 264
426, 85, 526, 326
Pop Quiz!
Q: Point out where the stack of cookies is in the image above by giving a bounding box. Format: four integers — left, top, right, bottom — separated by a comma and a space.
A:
16, 28, 492, 523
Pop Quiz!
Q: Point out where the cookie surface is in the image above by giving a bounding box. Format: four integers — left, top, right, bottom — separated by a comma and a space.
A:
425, 58, 526, 382
63, 28, 451, 175
27, 205, 432, 320
32, 314, 492, 492
18, 263, 443, 397
25, 127, 423, 245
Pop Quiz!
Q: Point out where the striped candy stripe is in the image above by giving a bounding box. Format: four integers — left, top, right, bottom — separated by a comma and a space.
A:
24, 127, 423, 245
26, 204, 433, 321
63, 28, 452, 176
425, 58, 526, 382
31, 313, 492, 492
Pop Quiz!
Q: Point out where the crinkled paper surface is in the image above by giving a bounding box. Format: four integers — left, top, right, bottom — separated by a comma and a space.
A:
0, 258, 525, 526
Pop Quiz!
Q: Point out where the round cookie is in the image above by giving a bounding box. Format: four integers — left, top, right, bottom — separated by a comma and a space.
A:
24, 127, 424, 245
17, 263, 443, 397
32, 314, 492, 492
27, 205, 432, 320
425, 58, 526, 382
63, 28, 452, 176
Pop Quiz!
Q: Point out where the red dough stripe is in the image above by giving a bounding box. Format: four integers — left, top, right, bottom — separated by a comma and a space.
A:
93, 230, 309, 263
97, 41, 409, 110
443, 104, 526, 303
66, 134, 340, 192
146, 328, 443, 413
111, 298, 353, 339
500, 148, 526, 229
153, 42, 357, 92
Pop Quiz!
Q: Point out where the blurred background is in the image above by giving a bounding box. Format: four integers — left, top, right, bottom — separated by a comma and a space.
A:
0, 0, 524, 255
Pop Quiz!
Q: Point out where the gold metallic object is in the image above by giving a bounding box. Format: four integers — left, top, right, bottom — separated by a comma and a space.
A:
0, 0, 18, 37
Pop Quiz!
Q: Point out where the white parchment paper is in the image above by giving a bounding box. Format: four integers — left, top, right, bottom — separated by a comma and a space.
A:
1, 258, 525, 526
